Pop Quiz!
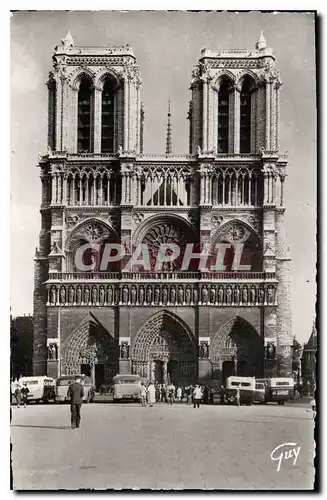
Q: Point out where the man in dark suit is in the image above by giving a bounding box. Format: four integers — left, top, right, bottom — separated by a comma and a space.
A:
67, 377, 85, 429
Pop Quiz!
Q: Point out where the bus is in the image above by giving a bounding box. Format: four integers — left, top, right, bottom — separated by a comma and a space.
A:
56, 375, 95, 403
256, 377, 294, 405
225, 376, 255, 405
18, 376, 56, 404
112, 374, 144, 402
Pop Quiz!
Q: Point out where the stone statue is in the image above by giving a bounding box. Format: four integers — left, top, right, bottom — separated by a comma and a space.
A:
226, 287, 232, 305
147, 286, 152, 305
193, 287, 198, 305
51, 287, 57, 305
258, 287, 265, 304
162, 287, 168, 305
107, 286, 113, 305
48, 344, 57, 360
139, 287, 144, 305
234, 287, 240, 305
185, 287, 191, 305
210, 287, 216, 304
76, 286, 82, 304
170, 287, 176, 305
178, 286, 184, 305
250, 287, 256, 304
154, 287, 160, 305
60, 287, 66, 304
120, 342, 129, 359
131, 286, 137, 305
123, 286, 129, 304
218, 287, 224, 304
199, 343, 204, 359
266, 342, 276, 360
114, 287, 119, 305
92, 286, 97, 304
267, 287, 274, 305
99, 286, 105, 305
203, 342, 209, 359
242, 287, 248, 304
68, 286, 74, 304
84, 287, 90, 305
202, 287, 208, 304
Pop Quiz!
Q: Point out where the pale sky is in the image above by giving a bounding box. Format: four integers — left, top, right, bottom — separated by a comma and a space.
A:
10, 11, 316, 343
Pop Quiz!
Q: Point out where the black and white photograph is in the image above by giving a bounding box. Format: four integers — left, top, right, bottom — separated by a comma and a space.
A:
10, 9, 317, 490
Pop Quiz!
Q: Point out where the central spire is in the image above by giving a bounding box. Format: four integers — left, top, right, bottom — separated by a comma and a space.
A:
165, 98, 172, 155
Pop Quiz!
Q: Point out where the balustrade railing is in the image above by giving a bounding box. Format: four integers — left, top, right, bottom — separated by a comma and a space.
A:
48, 271, 275, 281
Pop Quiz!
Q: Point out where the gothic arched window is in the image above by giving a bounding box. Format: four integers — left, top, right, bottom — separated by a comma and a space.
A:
240, 77, 252, 153
101, 79, 115, 153
78, 78, 92, 153
218, 79, 230, 153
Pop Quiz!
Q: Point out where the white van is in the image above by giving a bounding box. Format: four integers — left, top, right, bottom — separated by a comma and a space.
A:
19, 376, 56, 403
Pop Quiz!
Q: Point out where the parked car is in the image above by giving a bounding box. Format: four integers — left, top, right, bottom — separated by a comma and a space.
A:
56, 375, 95, 403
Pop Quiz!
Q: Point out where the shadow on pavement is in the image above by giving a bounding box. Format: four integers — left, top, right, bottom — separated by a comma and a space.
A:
12, 425, 71, 430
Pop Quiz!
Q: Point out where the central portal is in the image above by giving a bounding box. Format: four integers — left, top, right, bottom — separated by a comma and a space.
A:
131, 311, 197, 385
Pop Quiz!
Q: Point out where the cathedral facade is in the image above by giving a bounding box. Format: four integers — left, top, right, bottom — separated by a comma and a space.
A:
33, 31, 292, 389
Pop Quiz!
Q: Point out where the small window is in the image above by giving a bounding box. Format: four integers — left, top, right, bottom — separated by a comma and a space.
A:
241, 382, 251, 387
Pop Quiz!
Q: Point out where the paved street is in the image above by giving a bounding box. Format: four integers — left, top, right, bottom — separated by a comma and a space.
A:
11, 402, 315, 490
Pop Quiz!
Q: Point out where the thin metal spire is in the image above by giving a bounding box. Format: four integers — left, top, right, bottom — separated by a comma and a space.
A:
165, 98, 172, 155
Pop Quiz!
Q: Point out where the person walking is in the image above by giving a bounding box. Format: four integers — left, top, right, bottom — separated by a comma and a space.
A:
167, 384, 175, 405
235, 388, 241, 406
147, 382, 156, 407
67, 377, 85, 429
176, 386, 182, 402
21, 382, 30, 408
193, 385, 202, 409
14, 385, 22, 408
140, 382, 147, 407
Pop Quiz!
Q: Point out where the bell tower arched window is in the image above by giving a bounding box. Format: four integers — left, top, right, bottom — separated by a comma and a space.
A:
240, 77, 252, 153
78, 78, 92, 153
218, 79, 230, 153
101, 79, 115, 153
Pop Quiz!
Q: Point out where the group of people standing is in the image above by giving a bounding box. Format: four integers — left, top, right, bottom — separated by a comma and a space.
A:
139, 382, 215, 408
11, 379, 30, 408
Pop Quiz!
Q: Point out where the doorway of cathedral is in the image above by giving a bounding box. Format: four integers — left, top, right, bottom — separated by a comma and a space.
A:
95, 364, 105, 391
167, 360, 178, 384
81, 364, 91, 377
154, 360, 164, 383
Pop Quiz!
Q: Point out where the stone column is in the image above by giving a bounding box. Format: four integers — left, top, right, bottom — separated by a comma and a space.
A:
233, 86, 240, 154
163, 361, 168, 385
93, 85, 102, 153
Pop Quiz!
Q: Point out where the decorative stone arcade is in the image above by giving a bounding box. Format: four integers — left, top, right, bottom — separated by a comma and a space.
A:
33, 32, 293, 387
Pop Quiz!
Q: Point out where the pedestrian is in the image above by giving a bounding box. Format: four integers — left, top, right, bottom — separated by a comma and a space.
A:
176, 386, 182, 402
67, 376, 85, 429
187, 385, 193, 405
167, 384, 175, 405
209, 387, 214, 405
155, 383, 160, 401
203, 385, 209, 404
147, 382, 156, 407
235, 388, 241, 406
193, 384, 202, 409
21, 382, 30, 408
140, 382, 147, 407
14, 385, 22, 408
161, 384, 167, 403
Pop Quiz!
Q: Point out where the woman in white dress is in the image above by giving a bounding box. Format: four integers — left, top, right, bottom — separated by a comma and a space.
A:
147, 383, 156, 407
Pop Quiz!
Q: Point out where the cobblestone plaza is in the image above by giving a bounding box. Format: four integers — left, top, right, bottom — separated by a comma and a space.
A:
12, 402, 314, 490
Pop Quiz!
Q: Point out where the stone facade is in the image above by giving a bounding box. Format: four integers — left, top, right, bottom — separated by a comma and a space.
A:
33, 32, 292, 388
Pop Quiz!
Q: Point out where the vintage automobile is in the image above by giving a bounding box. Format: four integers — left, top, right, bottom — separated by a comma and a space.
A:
253, 381, 266, 403
225, 376, 255, 405
256, 377, 294, 405
55, 375, 95, 403
18, 376, 56, 404
112, 374, 144, 402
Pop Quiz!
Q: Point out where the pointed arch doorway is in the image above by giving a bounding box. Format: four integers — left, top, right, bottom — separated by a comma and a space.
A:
210, 316, 264, 386
131, 311, 197, 385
